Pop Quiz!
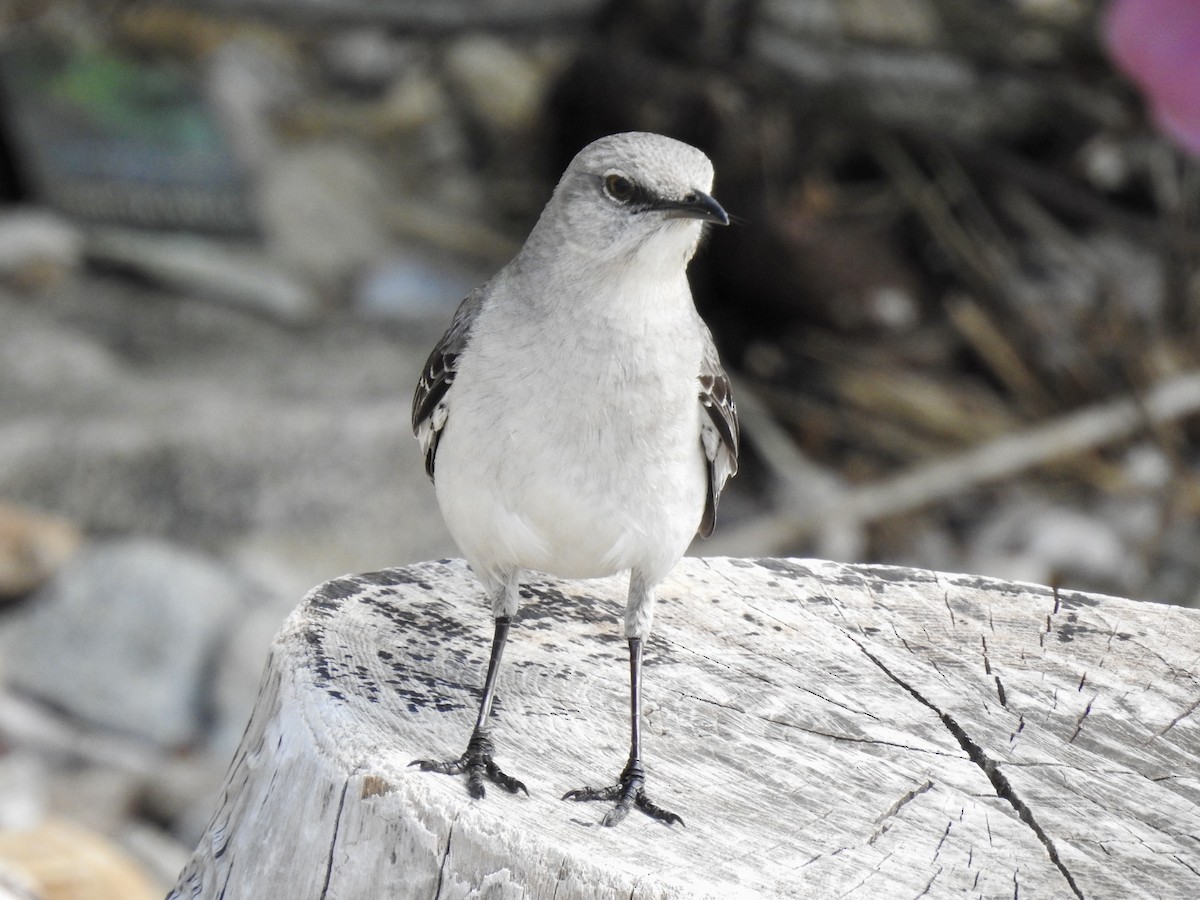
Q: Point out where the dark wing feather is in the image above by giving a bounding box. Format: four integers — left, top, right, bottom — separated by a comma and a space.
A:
697, 328, 739, 538
412, 289, 485, 479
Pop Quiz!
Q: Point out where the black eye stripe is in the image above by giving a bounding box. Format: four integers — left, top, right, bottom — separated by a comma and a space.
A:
602, 172, 659, 208
604, 173, 635, 202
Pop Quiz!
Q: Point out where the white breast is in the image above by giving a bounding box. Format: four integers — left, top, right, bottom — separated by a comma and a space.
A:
433, 265, 707, 588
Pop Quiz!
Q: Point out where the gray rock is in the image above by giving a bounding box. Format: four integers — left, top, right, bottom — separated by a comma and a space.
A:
0, 502, 81, 599
5, 539, 248, 747
442, 36, 557, 134
203, 37, 300, 174
0, 279, 453, 565
85, 229, 321, 323
208, 599, 289, 761
0, 209, 83, 278
0, 752, 45, 830
318, 28, 412, 91
966, 498, 1138, 592
0, 868, 39, 900
257, 143, 393, 292
0, 308, 120, 400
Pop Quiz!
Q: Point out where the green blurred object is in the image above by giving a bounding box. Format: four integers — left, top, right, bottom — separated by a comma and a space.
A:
0, 37, 255, 232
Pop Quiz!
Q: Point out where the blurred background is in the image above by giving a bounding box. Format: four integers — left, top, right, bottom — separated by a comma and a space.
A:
0, 0, 1197, 895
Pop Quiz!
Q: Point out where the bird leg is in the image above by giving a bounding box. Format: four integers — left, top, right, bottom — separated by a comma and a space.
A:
411, 615, 528, 798
562, 636, 683, 826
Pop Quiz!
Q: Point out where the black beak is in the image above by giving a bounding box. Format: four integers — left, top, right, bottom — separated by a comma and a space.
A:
655, 189, 730, 226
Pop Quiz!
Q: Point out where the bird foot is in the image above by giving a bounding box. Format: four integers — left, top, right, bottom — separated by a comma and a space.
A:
410, 729, 528, 800
562, 760, 683, 827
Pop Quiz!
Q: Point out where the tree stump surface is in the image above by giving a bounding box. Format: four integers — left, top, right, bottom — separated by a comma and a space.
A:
171, 557, 1200, 899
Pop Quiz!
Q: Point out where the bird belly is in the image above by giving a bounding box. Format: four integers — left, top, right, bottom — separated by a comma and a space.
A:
434, 374, 706, 583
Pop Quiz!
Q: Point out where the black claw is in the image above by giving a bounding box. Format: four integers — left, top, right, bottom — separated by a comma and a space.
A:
486, 760, 530, 795
637, 794, 685, 827
411, 730, 527, 799
562, 764, 682, 826
561, 785, 618, 803
601, 804, 630, 827
410, 757, 466, 775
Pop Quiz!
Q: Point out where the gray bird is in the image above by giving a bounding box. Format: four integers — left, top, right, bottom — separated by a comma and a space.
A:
411, 131, 739, 826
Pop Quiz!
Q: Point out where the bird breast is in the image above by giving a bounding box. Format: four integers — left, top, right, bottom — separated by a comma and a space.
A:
434, 276, 708, 582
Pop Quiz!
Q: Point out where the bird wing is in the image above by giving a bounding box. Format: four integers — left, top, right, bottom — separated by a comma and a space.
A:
697, 326, 739, 538
412, 288, 485, 479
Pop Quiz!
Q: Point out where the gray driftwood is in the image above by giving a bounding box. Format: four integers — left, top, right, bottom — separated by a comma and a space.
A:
171, 557, 1200, 899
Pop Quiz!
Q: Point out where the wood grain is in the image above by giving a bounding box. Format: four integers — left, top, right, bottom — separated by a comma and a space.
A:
171, 557, 1200, 899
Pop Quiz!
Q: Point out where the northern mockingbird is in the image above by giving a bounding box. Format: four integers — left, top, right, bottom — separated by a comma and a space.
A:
411, 131, 739, 826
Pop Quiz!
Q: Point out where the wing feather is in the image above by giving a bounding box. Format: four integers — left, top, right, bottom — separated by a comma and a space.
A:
697, 328, 739, 538
412, 289, 485, 479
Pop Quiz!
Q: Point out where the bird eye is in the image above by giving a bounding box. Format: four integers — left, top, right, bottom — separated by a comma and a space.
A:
604, 173, 636, 203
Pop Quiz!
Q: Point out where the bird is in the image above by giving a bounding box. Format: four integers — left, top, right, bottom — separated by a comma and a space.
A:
410, 131, 739, 827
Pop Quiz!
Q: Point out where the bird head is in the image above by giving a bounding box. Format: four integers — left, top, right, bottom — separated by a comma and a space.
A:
530, 132, 729, 267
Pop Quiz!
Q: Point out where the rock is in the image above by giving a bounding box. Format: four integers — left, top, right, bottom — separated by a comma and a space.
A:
256, 143, 393, 293
0, 278, 453, 565
0, 503, 81, 600
43, 765, 146, 839
0, 753, 45, 831
114, 821, 192, 895
136, 753, 231, 851
0, 686, 221, 859
318, 28, 411, 92
0, 819, 162, 900
209, 573, 299, 760
838, 0, 942, 45
0, 866, 38, 900
5, 539, 248, 747
281, 48, 456, 143
383, 194, 520, 263
967, 499, 1139, 592
0, 211, 83, 289
203, 36, 300, 175
442, 36, 557, 134
374, 65, 462, 140
84, 229, 321, 323
0, 304, 121, 399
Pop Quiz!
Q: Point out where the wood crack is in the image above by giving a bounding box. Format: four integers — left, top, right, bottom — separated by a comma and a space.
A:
217, 858, 235, 900
1068, 699, 1095, 744
869, 779, 934, 844
849, 638, 1086, 900
434, 813, 459, 900
318, 780, 351, 900
1173, 853, 1200, 879
1155, 695, 1200, 738
933, 820, 952, 862
680, 692, 959, 756
914, 865, 942, 898
981, 636, 1008, 708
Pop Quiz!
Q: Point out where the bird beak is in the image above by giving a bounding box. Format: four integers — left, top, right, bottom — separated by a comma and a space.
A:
656, 189, 730, 226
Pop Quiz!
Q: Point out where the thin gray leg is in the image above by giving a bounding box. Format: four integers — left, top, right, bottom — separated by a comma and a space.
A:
411, 615, 528, 799
562, 636, 683, 826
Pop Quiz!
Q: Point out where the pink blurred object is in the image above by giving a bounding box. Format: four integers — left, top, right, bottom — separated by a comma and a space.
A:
1104, 0, 1200, 156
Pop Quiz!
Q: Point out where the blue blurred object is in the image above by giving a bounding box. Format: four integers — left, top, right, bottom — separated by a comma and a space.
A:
356, 249, 484, 319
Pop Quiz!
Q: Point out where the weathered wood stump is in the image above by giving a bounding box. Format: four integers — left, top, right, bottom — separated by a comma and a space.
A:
171, 557, 1200, 899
